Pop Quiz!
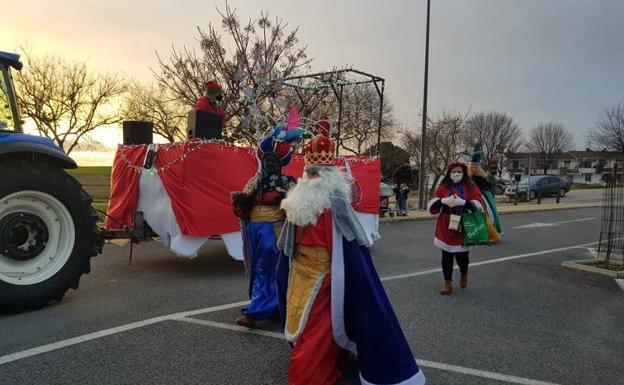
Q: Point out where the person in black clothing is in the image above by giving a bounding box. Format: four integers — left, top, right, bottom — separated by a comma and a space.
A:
392, 162, 413, 216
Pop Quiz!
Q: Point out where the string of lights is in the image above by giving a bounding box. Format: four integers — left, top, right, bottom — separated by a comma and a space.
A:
116, 139, 379, 175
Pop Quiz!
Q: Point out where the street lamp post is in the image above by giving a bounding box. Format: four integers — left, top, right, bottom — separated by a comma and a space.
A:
418, 0, 431, 210
527, 153, 532, 201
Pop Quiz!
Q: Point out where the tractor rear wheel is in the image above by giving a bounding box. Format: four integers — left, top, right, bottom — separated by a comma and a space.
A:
0, 160, 98, 312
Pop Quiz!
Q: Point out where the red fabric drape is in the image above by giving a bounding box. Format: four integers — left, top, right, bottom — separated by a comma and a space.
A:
106, 143, 381, 234
105, 146, 147, 229
156, 141, 258, 236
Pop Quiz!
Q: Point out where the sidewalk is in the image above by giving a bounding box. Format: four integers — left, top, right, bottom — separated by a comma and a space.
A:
379, 201, 601, 223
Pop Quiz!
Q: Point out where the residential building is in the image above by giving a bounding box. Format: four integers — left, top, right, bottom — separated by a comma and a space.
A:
505, 150, 624, 184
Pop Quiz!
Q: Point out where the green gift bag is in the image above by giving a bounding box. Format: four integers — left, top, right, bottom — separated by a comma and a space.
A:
462, 211, 490, 246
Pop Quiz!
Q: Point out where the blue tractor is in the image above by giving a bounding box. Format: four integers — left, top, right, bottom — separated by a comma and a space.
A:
0, 51, 99, 312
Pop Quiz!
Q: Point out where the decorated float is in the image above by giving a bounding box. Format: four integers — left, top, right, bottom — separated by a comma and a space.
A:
105, 69, 387, 261
105, 138, 381, 260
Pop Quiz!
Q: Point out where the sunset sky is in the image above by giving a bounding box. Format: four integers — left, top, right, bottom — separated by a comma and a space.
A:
2, 0, 624, 150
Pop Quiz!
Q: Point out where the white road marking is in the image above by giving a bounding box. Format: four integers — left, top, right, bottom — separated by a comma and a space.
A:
0, 240, 603, 369
416, 359, 561, 385
615, 279, 624, 292
176, 317, 284, 339
380, 267, 443, 282
176, 317, 561, 385
0, 300, 249, 366
381, 240, 599, 282
513, 217, 595, 229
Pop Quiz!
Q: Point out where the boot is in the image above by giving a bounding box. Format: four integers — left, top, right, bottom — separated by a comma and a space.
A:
439, 280, 453, 295
460, 272, 468, 289
235, 315, 256, 328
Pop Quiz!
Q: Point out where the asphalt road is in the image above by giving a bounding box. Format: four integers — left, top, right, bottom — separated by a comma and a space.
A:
1, 207, 622, 385
556, 188, 602, 204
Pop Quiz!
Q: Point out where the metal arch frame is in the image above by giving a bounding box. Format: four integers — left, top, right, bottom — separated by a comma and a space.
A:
277, 68, 385, 156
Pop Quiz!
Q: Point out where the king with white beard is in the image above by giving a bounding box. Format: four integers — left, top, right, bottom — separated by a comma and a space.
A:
276, 130, 426, 385
280, 165, 349, 228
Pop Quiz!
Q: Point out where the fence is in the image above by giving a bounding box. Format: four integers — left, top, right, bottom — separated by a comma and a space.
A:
597, 163, 624, 265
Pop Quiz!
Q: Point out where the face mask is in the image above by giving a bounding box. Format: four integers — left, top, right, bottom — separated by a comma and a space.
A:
451, 172, 463, 184
209, 94, 223, 106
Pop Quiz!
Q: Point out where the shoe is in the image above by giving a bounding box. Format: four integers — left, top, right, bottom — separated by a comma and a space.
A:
460, 272, 468, 289
235, 315, 256, 328
439, 280, 453, 295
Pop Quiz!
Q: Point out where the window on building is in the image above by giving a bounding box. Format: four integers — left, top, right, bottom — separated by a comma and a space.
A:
564, 161, 571, 169
585, 173, 592, 183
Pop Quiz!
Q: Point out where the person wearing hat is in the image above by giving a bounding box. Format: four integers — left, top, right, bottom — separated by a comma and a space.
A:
276, 132, 425, 385
428, 161, 484, 295
468, 145, 503, 240
231, 124, 302, 328
195, 80, 228, 127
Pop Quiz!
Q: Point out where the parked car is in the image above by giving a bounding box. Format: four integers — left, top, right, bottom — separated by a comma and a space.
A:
505, 175, 571, 200
495, 179, 514, 195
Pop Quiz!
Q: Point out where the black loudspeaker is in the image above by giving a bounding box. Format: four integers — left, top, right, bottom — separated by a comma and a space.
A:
123, 121, 153, 145
187, 110, 223, 140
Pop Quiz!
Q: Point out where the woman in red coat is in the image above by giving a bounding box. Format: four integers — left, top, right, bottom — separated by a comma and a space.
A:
428, 161, 484, 295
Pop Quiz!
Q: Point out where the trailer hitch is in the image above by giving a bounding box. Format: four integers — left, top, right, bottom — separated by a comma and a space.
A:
96, 211, 157, 264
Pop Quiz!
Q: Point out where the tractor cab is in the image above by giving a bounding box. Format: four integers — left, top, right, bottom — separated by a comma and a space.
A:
0, 51, 22, 133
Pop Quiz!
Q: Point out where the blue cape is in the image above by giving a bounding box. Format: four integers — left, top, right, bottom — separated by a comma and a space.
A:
277, 225, 425, 385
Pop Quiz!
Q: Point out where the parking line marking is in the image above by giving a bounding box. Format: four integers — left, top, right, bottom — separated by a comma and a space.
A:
615, 279, 624, 292
416, 359, 561, 385
381, 241, 600, 282
176, 317, 284, 339
513, 217, 596, 229
175, 317, 561, 385
0, 300, 249, 366
0, 240, 602, 367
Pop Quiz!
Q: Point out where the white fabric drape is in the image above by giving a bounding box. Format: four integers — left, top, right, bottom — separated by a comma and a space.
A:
137, 171, 376, 261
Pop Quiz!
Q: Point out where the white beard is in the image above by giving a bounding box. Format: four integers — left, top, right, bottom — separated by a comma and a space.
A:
280, 166, 351, 227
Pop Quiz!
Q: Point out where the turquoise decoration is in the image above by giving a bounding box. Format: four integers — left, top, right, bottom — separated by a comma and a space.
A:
471, 146, 483, 166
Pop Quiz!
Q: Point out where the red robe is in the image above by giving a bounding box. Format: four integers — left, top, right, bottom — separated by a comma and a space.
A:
295, 209, 333, 250
290, 210, 341, 385
428, 182, 484, 252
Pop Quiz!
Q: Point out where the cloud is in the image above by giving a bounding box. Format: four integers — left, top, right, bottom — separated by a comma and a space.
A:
3, 0, 623, 148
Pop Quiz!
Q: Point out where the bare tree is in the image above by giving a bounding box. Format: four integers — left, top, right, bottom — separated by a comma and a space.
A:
276, 81, 334, 130
463, 112, 523, 176
14, 51, 125, 154
526, 122, 574, 173
154, 4, 311, 146
122, 83, 187, 143
339, 83, 394, 154
589, 103, 624, 152
401, 111, 468, 194
283, 86, 333, 120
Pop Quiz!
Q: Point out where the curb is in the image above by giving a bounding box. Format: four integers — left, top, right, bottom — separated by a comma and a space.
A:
561, 259, 624, 278
379, 203, 601, 224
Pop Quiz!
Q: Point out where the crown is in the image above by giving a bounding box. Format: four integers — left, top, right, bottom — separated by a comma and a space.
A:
304, 134, 335, 165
